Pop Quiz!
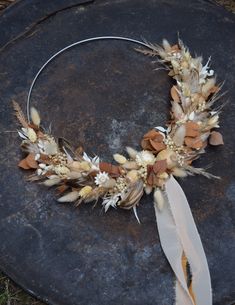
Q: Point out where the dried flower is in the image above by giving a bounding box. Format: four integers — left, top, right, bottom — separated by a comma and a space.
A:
136, 150, 155, 166
95, 172, 110, 186
102, 194, 120, 212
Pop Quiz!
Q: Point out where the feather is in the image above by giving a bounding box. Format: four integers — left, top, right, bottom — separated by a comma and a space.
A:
13, 100, 28, 128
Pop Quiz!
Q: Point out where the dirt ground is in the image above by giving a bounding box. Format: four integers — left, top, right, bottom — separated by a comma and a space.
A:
0, 0, 234, 304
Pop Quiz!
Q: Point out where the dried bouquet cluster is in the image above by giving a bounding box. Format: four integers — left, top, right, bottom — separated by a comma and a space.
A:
15, 39, 224, 221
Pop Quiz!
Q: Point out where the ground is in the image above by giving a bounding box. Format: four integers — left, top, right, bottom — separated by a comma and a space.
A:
0, 0, 234, 304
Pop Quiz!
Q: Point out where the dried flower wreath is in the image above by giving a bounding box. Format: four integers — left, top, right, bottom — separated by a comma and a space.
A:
14, 36, 224, 305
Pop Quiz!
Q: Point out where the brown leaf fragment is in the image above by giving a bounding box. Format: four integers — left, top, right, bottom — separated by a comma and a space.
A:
143, 129, 159, 139
185, 122, 200, 138
56, 184, 69, 195
99, 162, 121, 177
149, 139, 166, 152
209, 131, 224, 146
170, 85, 180, 102
153, 160, 167, 174
18, 158, 31, 169
25, 153, 38, 169
185, 137, 203, 149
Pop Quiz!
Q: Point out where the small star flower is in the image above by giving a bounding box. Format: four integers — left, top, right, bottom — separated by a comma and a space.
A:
94, 172, 110, 186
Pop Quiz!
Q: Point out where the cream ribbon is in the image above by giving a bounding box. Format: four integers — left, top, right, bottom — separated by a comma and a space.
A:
154, 175, 212, 305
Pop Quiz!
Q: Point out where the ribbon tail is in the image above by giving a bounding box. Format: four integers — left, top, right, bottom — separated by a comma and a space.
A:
165, 176, 212, 305
153, 196, 195, 305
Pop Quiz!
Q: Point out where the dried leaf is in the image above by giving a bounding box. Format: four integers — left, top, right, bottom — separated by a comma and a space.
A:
18, 158, 31, 169
153, 160, 167, 174
99, 162, 121, 177
171, 85, 180, 102
185, 122, 200, 137
185, 137, 203, 149
143, 129, 159, 139
149, 139, 166, 152
209, 131, 224, 146
25, 153, 38, 169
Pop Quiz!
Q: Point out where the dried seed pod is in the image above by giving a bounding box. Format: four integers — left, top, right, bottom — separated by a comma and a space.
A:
113, 153, 127, 164
43, 177, 61, 187
79, 186, 92, 198
173, 125, 186, 146
145, 185, 153, 195
154, 188, 165, 211
79, 161, 91, 171
58, 191, 80, 203
27, 127, 37, 142
122, 161, 139, 170
126, 146, 138, 159
172, 167, 188, 177
30, 107, 41, 127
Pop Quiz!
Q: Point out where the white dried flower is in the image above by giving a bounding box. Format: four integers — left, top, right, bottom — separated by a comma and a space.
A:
136, 150, 155, 166
83, 152, 100, 171
102, 194, 120, 212
94, 172, 110, 186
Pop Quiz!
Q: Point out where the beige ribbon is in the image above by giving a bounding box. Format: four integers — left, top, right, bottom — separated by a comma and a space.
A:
154, 175, 212, 305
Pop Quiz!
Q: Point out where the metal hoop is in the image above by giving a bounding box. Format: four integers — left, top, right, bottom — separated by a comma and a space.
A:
26, 36, 152, 122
